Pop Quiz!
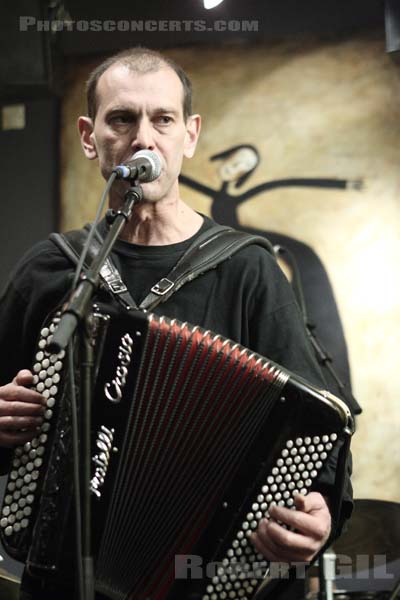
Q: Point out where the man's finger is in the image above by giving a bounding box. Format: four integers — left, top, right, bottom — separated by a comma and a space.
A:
0, 430, 40, 448
293, 492, 327, 514
264, 520, 321, 559
251, 521, 281, 561
268, 506, 323, 537
0, 400, 45, 417
269, 500, 330, 539
252, 518, 321, 563
0, 415, 44, 431
13, 369, 35, 386
0, 384, 46, 406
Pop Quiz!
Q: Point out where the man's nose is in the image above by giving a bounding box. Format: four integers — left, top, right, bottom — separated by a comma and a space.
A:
131, 119, 155, 153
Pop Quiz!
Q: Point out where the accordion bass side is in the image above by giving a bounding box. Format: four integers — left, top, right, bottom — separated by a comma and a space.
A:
0, 305, 354, 600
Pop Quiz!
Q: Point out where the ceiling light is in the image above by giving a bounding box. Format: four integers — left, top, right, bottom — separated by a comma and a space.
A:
204, 0, 224, 9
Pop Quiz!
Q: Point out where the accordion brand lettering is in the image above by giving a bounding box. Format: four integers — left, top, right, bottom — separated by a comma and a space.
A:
104, 333, 134, 402
90, 425, 116, 498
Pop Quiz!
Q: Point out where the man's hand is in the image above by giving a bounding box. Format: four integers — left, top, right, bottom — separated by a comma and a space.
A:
0, 370, 46, 448
251, 492, 331, 563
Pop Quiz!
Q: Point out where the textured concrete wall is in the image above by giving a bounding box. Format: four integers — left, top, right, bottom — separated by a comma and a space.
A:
61, 34, 400, 502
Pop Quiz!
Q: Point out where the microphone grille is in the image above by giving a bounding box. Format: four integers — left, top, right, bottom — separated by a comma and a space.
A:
131, 149, 162, 182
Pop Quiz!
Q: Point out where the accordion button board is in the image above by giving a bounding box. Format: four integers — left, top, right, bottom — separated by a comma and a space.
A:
1, 315, 65, 540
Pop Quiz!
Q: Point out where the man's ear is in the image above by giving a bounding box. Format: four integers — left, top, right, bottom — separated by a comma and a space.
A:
78, 116, 98, 160
184, 114, 201, 159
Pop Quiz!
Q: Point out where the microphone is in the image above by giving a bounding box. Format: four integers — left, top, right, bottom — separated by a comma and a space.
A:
113, 150, 162, 182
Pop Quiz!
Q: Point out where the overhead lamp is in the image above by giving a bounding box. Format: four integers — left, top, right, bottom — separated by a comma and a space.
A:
204, 0, 224, 9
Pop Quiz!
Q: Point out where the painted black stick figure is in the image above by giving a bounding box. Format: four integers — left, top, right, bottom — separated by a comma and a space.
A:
180, 145, 362, 414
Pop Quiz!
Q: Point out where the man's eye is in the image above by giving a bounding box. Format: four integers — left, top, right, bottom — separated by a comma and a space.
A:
157, 116, 173, 125
111, 115, 133, 124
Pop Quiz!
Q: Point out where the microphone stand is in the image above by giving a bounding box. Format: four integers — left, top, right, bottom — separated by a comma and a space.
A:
48, 184, 143, 600
388, 575, 400, 600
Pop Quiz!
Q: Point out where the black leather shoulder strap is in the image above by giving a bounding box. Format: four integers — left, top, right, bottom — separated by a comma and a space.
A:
49, 224, 138, 311
49, 223, 276, 312
140, 228, 275, 310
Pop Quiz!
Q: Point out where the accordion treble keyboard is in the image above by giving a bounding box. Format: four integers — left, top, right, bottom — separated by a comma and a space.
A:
0, 306, 354, 600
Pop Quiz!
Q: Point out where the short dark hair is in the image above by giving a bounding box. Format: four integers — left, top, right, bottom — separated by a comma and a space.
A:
86, 47, 193, 122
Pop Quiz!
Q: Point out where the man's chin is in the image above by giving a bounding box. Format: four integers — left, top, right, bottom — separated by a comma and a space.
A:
139, 180, 165, 204
110, 178, 166, 206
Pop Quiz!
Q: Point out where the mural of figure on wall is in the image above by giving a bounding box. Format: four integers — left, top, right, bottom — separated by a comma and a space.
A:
180, 144, 362, 414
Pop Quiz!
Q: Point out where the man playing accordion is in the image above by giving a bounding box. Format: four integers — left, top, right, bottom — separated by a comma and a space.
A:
0, 48, 352, 600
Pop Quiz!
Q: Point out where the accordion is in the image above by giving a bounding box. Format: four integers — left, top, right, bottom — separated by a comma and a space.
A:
0, 305, 354, 600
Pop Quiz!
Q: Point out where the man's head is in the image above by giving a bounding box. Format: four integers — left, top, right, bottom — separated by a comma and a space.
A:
78, 47, 201, 205
211, 145, 260, 188
86, 47, 193, 124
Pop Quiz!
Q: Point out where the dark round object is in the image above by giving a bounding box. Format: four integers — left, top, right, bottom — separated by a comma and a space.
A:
333, 499, 400, 567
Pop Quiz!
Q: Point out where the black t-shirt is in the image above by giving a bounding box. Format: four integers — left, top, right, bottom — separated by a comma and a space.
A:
0, 216, 325, 388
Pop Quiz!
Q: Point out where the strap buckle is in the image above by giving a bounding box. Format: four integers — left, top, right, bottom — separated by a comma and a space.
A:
151, 278, 174, 296
108, 280, 128, 294
100, 261, 128, 295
